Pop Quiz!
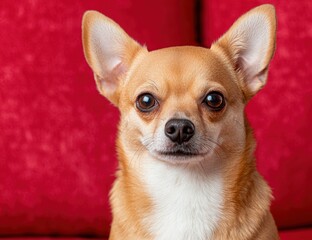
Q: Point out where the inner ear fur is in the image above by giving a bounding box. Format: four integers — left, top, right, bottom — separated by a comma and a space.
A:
211, 4, 277, 100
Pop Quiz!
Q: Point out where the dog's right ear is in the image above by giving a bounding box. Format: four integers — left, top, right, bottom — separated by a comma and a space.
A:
211, 4, 276, 100
82, 11, 145, 106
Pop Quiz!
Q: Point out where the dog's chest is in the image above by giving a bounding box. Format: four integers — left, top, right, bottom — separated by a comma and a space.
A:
142, 161, 223, 240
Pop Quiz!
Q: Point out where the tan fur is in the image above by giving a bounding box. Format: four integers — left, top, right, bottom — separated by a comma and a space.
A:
212, 123, 278, 239
109, 138, 153, 239
82, 4, 278, 240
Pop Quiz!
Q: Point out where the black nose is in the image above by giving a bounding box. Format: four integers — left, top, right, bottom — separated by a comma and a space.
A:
165, 119, 195, 144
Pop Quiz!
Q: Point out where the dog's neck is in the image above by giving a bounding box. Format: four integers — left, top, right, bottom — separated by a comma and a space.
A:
112, 124, 272, 239
141, 155, 224, 240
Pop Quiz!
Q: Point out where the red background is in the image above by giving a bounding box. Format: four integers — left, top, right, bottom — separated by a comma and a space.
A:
0, 0, 311, 239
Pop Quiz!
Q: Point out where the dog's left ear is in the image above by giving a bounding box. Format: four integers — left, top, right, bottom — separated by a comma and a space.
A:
212, 4, 276, 99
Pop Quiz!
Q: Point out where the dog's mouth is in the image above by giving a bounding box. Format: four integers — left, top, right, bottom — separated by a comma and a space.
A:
153, 146, 207, 164
158, 149, 199, 157
142, 137, 210, 164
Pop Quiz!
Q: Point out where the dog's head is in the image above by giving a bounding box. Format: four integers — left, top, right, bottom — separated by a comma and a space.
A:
82, 5, 276, 165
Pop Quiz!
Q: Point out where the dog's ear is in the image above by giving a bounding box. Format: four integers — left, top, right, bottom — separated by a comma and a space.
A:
212, 4, 276, 99
82, 11, 145, 106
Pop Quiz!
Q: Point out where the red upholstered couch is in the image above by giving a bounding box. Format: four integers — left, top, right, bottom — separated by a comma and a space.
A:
0, 0, 311, 239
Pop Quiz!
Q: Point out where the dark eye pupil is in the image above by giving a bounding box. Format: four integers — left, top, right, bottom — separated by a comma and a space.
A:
207, 94, 221, 105
205, 92, 224, 110
137, 93, 157, 112
142, 95, 152, 106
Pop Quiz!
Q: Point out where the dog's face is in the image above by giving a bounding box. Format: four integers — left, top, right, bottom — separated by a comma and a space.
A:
118, 47, 246, 164
82, 5, 276, 164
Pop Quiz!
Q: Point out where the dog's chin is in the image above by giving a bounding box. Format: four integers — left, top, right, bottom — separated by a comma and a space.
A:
150, 149, 207, 164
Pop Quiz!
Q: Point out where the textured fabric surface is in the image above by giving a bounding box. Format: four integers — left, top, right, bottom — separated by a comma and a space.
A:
279, 228, 312, 240
1, 236, 107, 240
0, 238, 106, 240
202, 0, 312, 229
0, 0, 196, 236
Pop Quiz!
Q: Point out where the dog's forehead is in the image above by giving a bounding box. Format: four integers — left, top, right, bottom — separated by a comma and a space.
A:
146, 46, 211, 65
131, 46, 235, 88
136, 46, 220, 81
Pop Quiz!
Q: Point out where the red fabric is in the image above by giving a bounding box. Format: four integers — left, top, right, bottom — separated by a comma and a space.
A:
279, 228, 312, 240
0, 238, 106, 240
0, 239, 105, 240
202, 0, 312, 229
0, 0, 196, 236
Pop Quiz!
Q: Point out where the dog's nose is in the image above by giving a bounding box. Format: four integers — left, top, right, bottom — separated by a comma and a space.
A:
165, 119, 195, 144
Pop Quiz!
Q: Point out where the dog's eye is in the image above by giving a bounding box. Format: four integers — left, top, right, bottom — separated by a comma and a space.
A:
204, 92, 225, 111
136, 93, 158, 112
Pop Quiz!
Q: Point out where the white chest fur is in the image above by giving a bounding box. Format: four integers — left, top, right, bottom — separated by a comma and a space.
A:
142, 159, 223, 240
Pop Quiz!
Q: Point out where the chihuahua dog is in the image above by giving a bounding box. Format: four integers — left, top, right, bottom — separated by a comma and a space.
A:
82, 4, 278, 240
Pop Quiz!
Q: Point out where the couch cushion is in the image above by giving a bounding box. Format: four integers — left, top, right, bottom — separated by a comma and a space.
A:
0, 0, 196, 236
201, 0, 312, 229
280, 228, 312, 240
0, 238, 106, 240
